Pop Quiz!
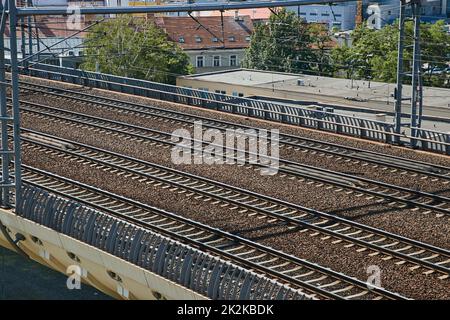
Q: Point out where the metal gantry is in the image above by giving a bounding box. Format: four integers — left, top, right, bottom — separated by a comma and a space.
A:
409, 0, 423, 146
0, 0, 22, 208
394, 0, 424, 145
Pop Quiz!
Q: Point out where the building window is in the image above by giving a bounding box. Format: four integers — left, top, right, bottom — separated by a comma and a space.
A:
238, 93, 244, 97
212, 37, 219, 42
178, 36, 185, 43
196, 56, 204, 68
245, 36, 251, 41
230, 55, 237, 67
213, 56, 221, 67
299, 12, 306, 15
195, 36, 202, 43
335, 14, 342, 17
388, 10, 391, 15
321, 13, 330, 16
228, 36, 236, 42
310, 12, 317, 16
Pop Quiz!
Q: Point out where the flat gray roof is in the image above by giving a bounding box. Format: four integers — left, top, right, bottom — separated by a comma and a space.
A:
181, 69, 450, 109
194, 69, 300, 86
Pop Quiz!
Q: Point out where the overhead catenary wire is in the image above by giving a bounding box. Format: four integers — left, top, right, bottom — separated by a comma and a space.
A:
14, 12, 450, 63
14, 3, 450, 94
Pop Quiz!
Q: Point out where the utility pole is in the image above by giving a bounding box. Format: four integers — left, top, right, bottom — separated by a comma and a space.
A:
394, 0, 423, 146
394, 0, 406, 143
27, 0, 33, 64
0, 0, 22, 207
9, 0, 23, 207
409, 0, 422, 147
0, 1, 10, 207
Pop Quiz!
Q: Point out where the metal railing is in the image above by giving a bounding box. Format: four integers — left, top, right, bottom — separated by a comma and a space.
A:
15, 183, 311, 300
412, 127, 450, 154
21, 64, 450, 155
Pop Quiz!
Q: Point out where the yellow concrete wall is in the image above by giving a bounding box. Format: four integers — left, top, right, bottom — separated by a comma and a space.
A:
0, 208, 207, 300
176, 77, 322, 102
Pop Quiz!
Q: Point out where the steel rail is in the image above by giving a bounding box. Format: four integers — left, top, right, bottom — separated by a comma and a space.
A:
17, 128, 450, 276
19, 67, 450, 151
15, 165, 406, 300
14, 99, 450, 217
18, 81, 450, 181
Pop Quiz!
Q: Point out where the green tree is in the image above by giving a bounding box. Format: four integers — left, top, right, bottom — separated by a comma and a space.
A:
309, 23, 334, 76
81, 15, 193, 84
242, 9, 314, 73
331, 21, 450, 87
330, 44, 353, 79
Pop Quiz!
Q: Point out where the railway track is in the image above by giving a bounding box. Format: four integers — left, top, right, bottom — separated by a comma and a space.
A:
14, 98, 450, 218
18, 80, 450, 182
16, 164, 407, 300
18, 128, 450, 278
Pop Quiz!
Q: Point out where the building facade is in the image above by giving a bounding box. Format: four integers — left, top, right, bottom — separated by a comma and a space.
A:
154, 15, 253, 73
287, 3, 357, 31
367, 0, 448, 30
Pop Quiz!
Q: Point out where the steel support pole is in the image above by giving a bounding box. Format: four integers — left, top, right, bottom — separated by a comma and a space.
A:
27, 0, 33, 64
9, 0, 23, 207
418, 66, 423, 128
0, 1, 10, 207
34, 17, 41, 62
394, 0, 405, 143
410, 0, 421, 147
20, 16, 26, 68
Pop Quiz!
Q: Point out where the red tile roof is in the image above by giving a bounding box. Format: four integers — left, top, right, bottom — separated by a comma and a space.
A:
199, 8, 272, 21
4, 16, 93, 38
153, 15, 254, 50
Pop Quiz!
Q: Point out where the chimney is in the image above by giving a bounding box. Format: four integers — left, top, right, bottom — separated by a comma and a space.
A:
355, 0, 363, 27
234, 10, 241, 21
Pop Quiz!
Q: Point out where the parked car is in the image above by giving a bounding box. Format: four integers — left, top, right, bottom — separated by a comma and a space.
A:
423, 66, 450, 75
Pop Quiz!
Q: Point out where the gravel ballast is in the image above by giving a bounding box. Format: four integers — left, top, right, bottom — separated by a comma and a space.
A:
21, 112, 450, 251
15, 76, 450, 300
21, 144, 450, 300
19, 75, 450, 167
19, 91, 450, 196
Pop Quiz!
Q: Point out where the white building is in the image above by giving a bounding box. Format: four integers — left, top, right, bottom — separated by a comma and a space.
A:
366, 2, 399, 29
367, 0, 447, 30
288, 3, 357, 31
